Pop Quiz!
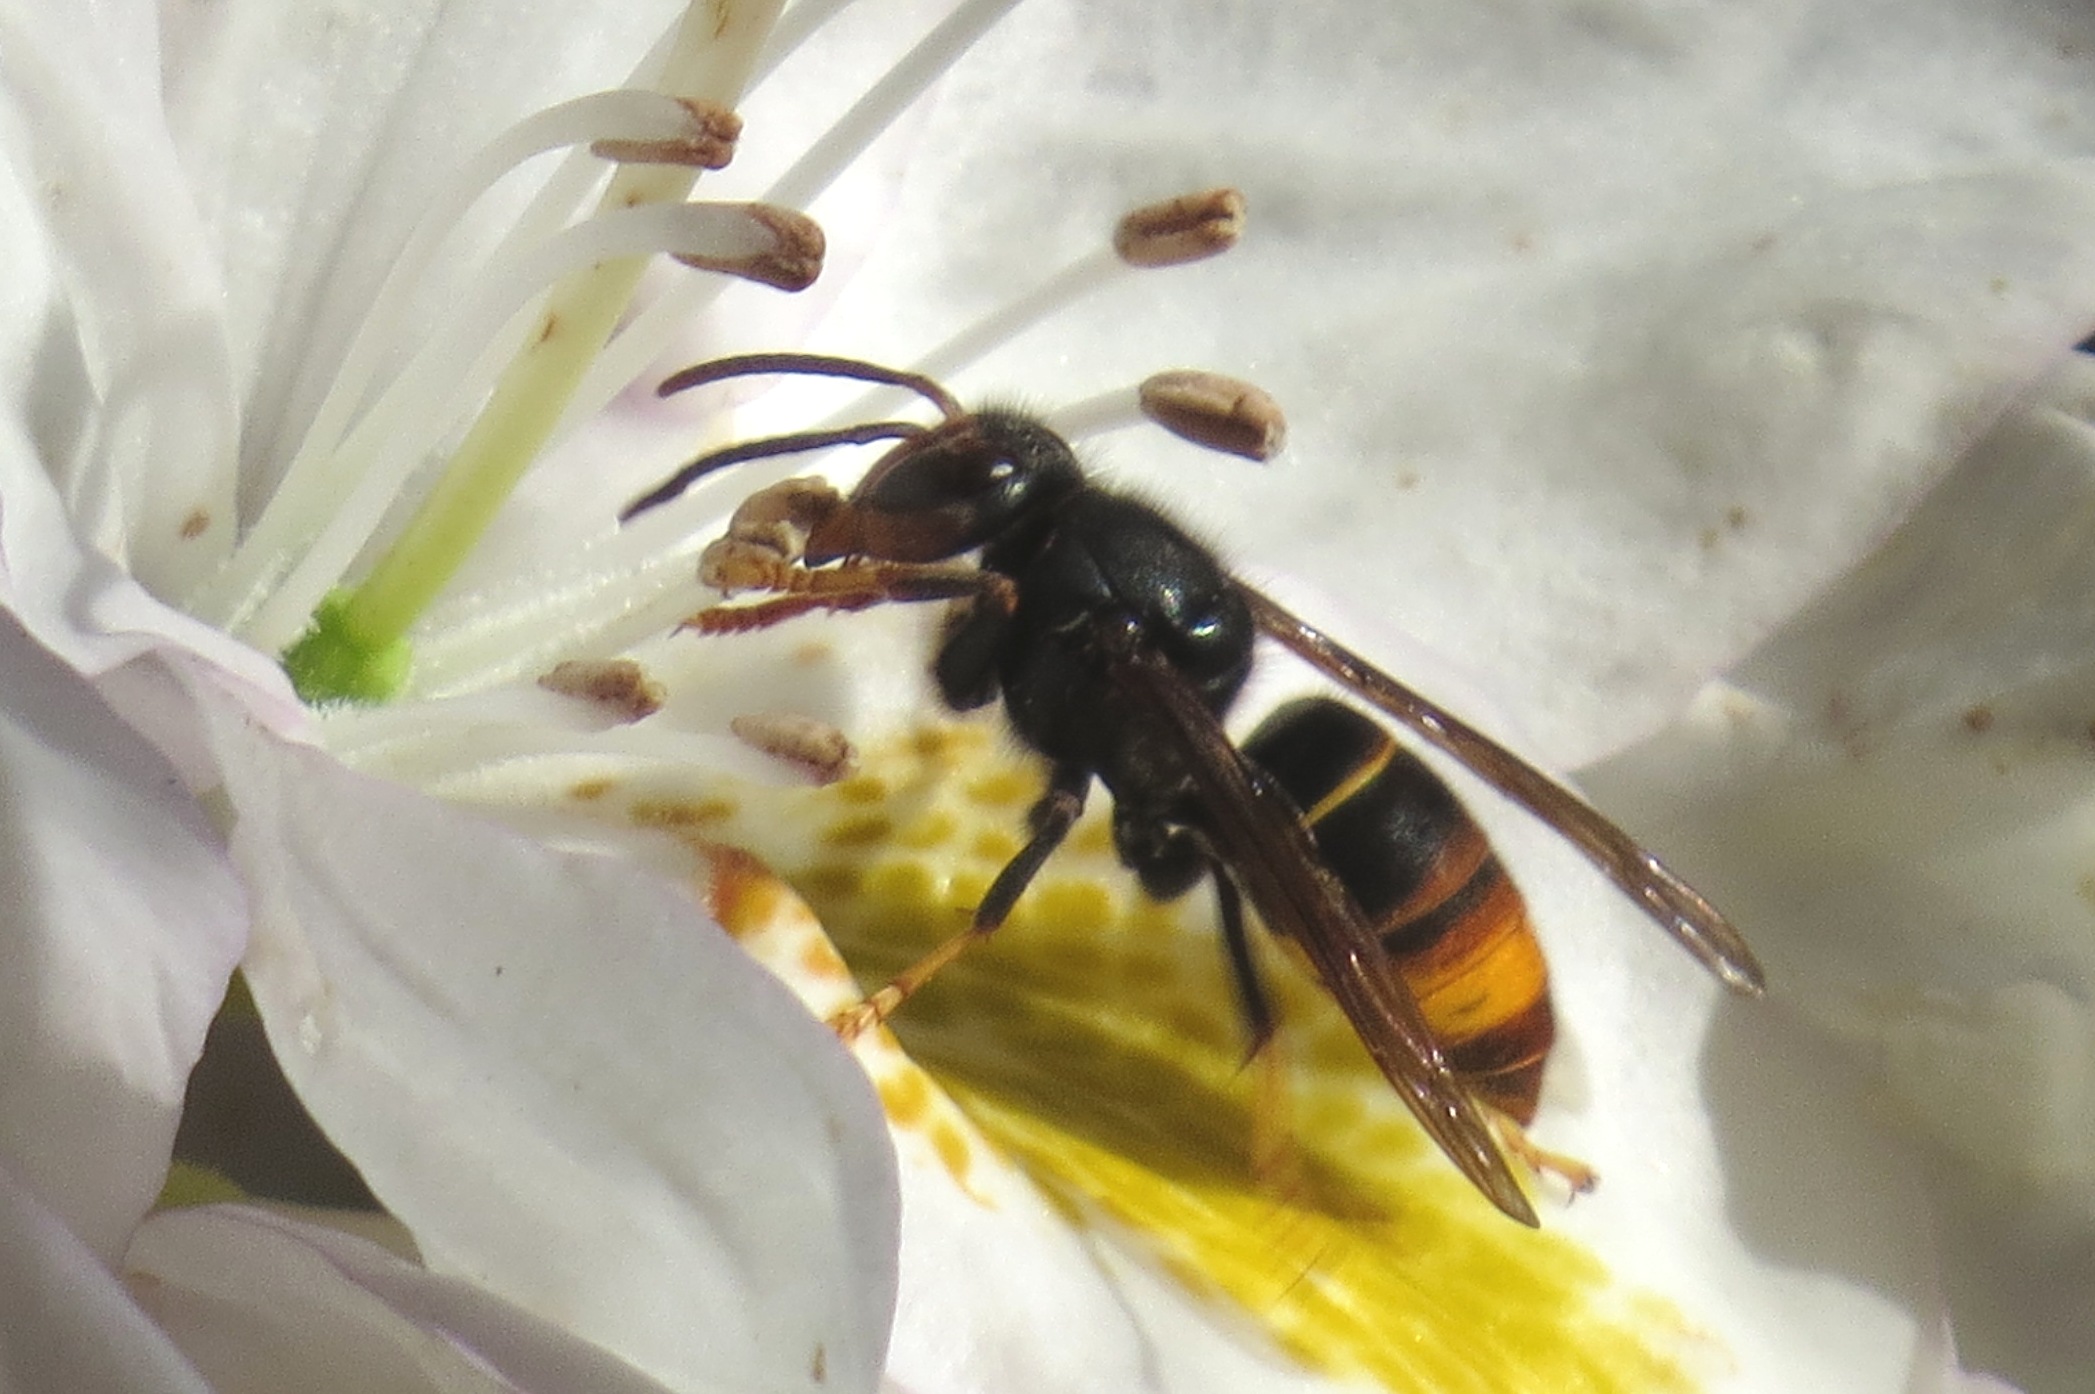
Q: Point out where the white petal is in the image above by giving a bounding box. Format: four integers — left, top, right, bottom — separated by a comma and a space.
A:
1578, 355, 2095, 1392
203, 711, 897, 1394
0, 0, 239, 594
1585, 689, 2095, 1392
884, 1150, 1153, 1394
0, 1162, 213, 1393
0, 614, 244, 1262
152, 0, 686, 490
0, 412, 305, 781
1536, 868, 1949, 1391
821, 0, 2095, 766
127, 1204, 689, 1394
1735, 352, 2095, 736
388, 720, 1173, 1394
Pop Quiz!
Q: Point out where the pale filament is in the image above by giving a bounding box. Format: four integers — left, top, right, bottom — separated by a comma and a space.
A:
237, 202, 809, 655
802, 190, 1242, 436
189, 86, 710, 632
563, 0, 1026, 446
405, 0, 1028, 696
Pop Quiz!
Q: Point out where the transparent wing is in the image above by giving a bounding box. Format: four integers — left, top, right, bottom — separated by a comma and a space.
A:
1107, 633, 1539, 1227
1243, 587, 1765, 995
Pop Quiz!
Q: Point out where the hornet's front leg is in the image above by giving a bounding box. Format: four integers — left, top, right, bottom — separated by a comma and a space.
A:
689, 475, 1014, 633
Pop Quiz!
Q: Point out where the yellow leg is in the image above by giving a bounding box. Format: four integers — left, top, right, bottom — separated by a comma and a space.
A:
1249, 1031, 1310, 1202
1489, 1112, 1598, 1197
828, 924, 991, 1042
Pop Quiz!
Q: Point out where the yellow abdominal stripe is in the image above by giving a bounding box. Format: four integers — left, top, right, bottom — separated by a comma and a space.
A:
609, 719, 1712, 1394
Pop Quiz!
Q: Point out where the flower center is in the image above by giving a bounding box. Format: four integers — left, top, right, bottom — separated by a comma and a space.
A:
538, 719, 1719, 1393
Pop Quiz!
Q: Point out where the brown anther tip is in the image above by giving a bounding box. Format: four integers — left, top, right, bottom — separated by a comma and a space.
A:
538, 659, 666, 723
590, 98, 742, 170
1113, 188, 1246, 268
730, 713, 858, 784
1138, 370, 1287, 461
675, 204, 825, 291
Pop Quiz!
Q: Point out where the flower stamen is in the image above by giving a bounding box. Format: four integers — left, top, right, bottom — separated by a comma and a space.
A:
589, 98, 744, 170
279, 0, 792, 704
1111, 187, 1247, 268
264, 199, 823, 694
673, 205, 827, 291
190, 88, 758, 633
563, 0, 1028, 438
379, 1, 1038, 698
798, 187, 1251, 437
730, 713, 858, 784
905, 186, 1250, 393
537, 659, 667, 723
1048, 369, 1288, 460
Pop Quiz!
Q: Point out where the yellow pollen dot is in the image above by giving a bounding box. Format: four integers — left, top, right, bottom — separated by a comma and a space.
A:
964, 767, 1038, 807
896, 810, 958, 850
861, 859, 938, 908
929, 1120, 976, 1183
569, 777, 615, 802
821, 813, 895, 847
909, 724, 986, 761
629, 796, 735, 828
834, 775, 891, 805
1070, 819, 1114, 856
946, 866, 995, 911
797, 862, 863, 903
799, 938, 848, 984
968, 827, 1023, 863
879, 1068, 933, 1127
1026, 879, 1115, 932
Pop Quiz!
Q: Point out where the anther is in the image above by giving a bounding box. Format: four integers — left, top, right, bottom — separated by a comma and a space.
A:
537, 658, 667, 722
590, 98, 744, 170
731, 713, 858, 784
674, 204, 826, 291
810, 186, 1254, 422
1113, 188, 1247, 269
1138, 370, 1288, 461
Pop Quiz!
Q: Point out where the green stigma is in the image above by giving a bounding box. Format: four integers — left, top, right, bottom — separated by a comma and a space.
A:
282, 592, 414, 705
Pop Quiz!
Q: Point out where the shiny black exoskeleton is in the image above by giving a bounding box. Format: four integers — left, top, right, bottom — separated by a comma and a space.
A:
934, 446, 1257, 905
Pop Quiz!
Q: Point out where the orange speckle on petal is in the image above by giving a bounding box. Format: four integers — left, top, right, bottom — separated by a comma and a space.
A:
698, 843, 794, 939
800, 937, 848, 983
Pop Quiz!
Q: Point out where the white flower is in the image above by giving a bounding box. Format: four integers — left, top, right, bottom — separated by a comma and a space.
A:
3, 0, 2094, 1392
